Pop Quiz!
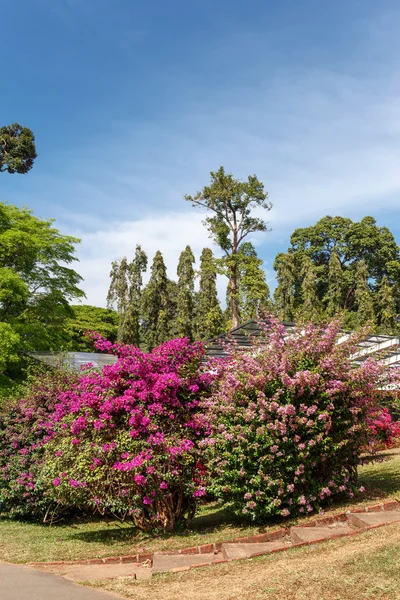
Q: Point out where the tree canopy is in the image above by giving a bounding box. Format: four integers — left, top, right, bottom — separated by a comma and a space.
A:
0, 124, 37, 174
0, 201, 84, 358
274, 215, 400, 331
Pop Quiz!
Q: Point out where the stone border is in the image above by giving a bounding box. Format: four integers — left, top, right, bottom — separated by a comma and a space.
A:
27, 499, 400, 570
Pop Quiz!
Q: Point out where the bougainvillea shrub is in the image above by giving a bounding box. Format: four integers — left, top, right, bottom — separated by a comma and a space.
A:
0, 366, 79, 518
367, 407, 400, 450
203, 317, 400, 522
41, 337, 212, 530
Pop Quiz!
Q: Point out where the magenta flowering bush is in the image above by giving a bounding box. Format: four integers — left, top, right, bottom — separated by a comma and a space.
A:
0, 366, 79, 518
203, 316, 400, 522
39, 336, 212, 530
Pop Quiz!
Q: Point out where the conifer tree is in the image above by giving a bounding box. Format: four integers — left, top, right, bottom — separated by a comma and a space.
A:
273, 252, 296, 321
354, 260, 375, 326
175, 246, 195, 339
236, 242, 270, 321
119, 245, 148, 346
377, 275, 397, 332
297, 255, 323, 322
195, 248, 224, 340
141, 251, 172, 350
106, 257, 129, 340
325, 250, 345, 317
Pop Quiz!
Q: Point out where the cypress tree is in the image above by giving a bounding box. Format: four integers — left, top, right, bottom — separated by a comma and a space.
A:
236, 242, 270, 321
377, 275, 396, 332
273, 252, 296, 321
297, 255, 323, 322
195, 248, 224, 340
354, 260, 375, 326
325, 250, 345, 317
176, 246, 195, 339
119, 245, 148, 346
106, 257, 129, 340
141, 251, 171, 350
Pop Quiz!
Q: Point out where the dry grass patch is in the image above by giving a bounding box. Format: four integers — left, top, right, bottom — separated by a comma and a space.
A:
87, 523, 400, 600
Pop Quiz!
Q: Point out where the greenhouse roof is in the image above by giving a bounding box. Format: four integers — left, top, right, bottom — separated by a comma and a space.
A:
29, 352, 118, 371
205, 320, 400, 367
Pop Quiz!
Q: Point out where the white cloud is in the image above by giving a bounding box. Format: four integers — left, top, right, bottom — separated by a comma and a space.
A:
39, 9, 400, 304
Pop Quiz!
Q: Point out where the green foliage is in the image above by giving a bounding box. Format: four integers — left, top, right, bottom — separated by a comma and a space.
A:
195, 248, 224, 340
176, 246, 196, 340
141, 251, 175, 350
65, 305, 119, 351
377, 276, 397, 333
354, 260, 375, 326
0, 323, 20, 373
296, 255, 323, 323
234, 242, 270, 322
119, 245, 148, 346
274, 215, 400, 329
0, 201, 84, 376
273, 253, 296, 321
186, 167, 271, 327
107, 257, 129, 341
0, 123, 37, 174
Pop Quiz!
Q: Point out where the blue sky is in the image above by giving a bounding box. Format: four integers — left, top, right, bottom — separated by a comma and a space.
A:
2, 0, 400, 305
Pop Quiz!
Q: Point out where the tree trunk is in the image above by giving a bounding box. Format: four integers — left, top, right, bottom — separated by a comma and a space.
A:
230, 265, 239, 329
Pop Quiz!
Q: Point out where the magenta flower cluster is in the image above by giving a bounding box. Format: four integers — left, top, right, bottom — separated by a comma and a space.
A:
38, 336, 213, 530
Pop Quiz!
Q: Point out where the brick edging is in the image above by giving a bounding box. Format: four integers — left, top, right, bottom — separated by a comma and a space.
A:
27, 499, 400, 569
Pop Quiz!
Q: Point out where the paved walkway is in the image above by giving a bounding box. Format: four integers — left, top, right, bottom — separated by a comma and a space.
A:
0, 563, 121, 600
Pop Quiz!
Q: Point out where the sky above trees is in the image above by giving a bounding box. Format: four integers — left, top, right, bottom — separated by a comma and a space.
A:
2, 0, 400, 305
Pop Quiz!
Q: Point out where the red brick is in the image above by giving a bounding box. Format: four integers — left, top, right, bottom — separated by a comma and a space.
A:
190, 562, 212, 570
103, 556, 121, 564
87, 558, 103, 565
307, 537, 328, 544
171, 566, 190, 573
181, 547, 199, 555
212, 559, 229, 565
138, 553, 153, 563
383, 501, 399, 511
121, 555, 139, 564
366, 504, 383, 512
199, 544, 214, 554
350, 507, 367, 513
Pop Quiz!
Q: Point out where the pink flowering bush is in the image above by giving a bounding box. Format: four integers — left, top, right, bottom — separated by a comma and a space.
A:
203, 316, 400, 522
0, 366, 79, 518
39, 337, 212, 530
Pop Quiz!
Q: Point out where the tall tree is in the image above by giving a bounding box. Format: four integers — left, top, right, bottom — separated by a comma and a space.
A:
0, 201, 84, 358
185, 167, 271, 328
0, 124, 37, 174
273, 252, 296, 321
176, 246, 195, 339
297, 255, 323, 322
275, 215, 400, 324
231, 242, 270, 322
195, 248, 224, 340
106, 257, 129, 341
354, 260, 375, 326
119, 246, 148, 346
141, 251, 172, 350
325, 250, 346, 317
377, 275, 397, 333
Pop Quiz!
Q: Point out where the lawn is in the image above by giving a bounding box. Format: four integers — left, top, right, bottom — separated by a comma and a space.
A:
88, 523, 400, 600
0, 449, 399, 564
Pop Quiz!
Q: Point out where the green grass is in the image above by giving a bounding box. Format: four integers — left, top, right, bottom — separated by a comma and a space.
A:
0, 449, 399, 564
